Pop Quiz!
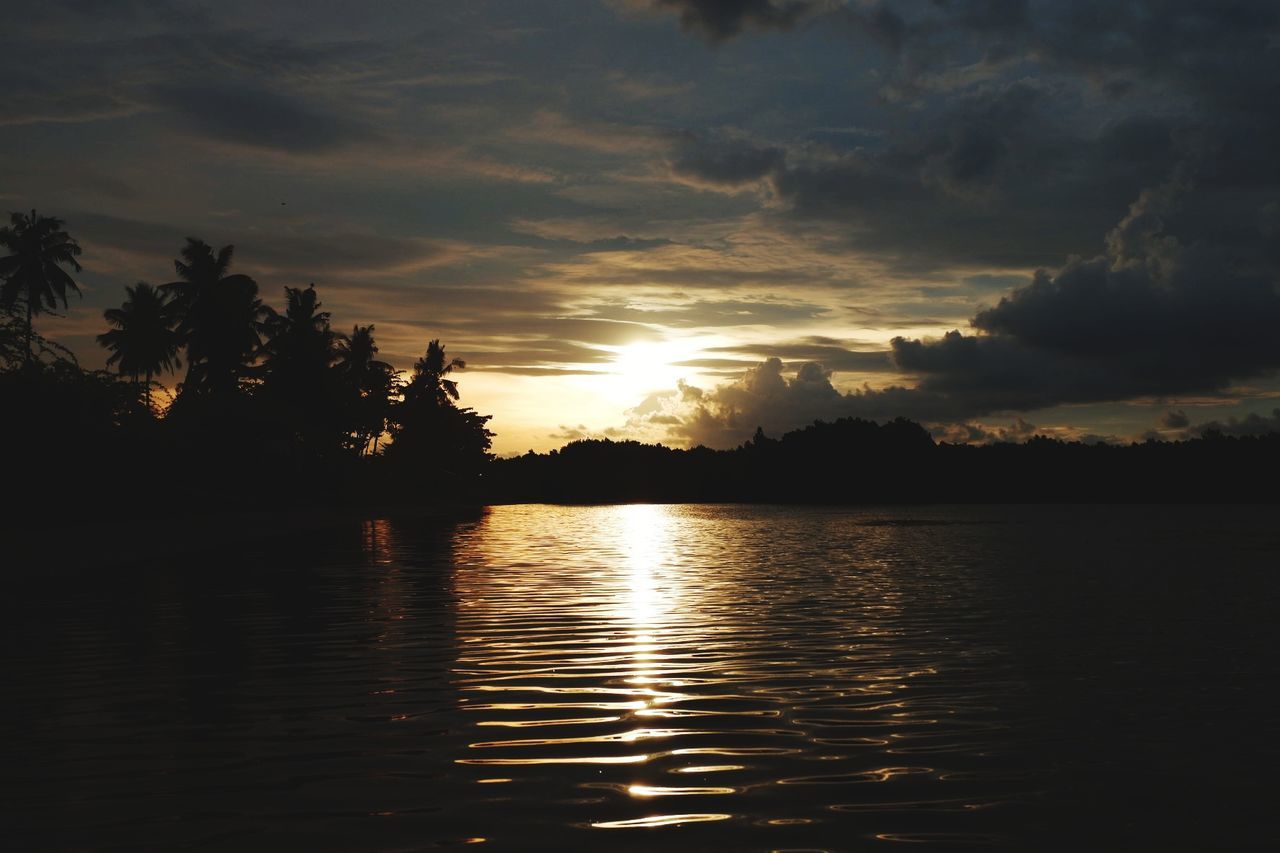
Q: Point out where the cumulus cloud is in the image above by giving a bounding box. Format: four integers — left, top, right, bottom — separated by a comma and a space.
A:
616, 355, 944, 447
675, 357, 843, 445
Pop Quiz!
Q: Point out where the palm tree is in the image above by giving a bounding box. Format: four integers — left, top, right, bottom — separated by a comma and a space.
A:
160, 238, 267, 398
334, 324, 382, 381
406, 339, 466, 407
0, 210, 83, 367
335, 324, 395, 454
97, 282, 181, 410
260, 284, 335, 378
259, 284, 344, 450
388, 339, 491, 469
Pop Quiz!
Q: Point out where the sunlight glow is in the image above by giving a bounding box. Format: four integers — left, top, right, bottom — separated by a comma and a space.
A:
605, 339, 700, 404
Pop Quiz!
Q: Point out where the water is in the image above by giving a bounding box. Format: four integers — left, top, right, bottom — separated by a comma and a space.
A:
4, 504, 1279, 850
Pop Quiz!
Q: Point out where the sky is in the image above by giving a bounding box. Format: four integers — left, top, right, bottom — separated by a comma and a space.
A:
4, 0, 1280, 453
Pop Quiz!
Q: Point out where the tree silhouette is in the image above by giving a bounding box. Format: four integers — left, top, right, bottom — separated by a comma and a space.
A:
260, 284, 336, 381
405, 339, 465, 407
0, 210, 83, 368
260, 284, 341, 451
96, 282, 180, 410
160, 239, 267, 398
387, 339, 492, 475
335, 324, 395, 455
335, 324, 386, 381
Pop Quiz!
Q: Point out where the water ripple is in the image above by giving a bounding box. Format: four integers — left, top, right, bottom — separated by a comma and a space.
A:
5, 504, 1278, 850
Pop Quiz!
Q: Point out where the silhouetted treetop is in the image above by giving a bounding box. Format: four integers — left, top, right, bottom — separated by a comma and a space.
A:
97, 282, 180, 410
0, 210, 83, 367
161, 238, 267, 399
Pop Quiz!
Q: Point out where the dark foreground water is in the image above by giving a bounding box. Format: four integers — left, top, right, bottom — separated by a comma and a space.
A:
4, 504, 1279, 851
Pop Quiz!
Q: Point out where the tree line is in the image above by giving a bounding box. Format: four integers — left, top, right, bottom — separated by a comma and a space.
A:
489, 417, 1280, 504
0, 210, 492, 521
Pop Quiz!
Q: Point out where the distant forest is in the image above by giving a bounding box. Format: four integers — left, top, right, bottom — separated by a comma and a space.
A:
488, 418, 1280, 504
3, 211, 1278, 523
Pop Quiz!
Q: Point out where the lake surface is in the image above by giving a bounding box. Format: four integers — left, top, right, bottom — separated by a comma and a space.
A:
4, 504, 1279, 850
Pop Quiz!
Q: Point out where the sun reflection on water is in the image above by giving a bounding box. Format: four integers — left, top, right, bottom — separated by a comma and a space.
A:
619, 503, 674, 628
448, 504, 1010, 840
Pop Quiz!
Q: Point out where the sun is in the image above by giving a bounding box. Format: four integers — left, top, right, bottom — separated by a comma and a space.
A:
607, 339, 697, 401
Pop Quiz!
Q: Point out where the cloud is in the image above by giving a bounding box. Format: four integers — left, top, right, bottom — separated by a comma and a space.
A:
511, 110, 672, 154
668, 133, 785, 190
1192, 408, 1280, 438
581, 297, 831, 328
584, 236, 676, 252
762, 80, 1172, 269
932, 416, 1040, 445
644, 0, 824, 41
549, 424, 592, 441
648, 2, 1280, 278
151, 82, 370, 152
68, 212, 457, 280
882, 166, 1280, 410
642, 355, 935, 447
1160, 409, 1190, 429
704, 340, 895, 372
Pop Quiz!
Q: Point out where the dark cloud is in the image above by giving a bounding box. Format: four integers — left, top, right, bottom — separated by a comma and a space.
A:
669, 133, 785, 189
888, 179, 1280, 416
151, 82, 369, 152
835, 0, 1279, 103
654, 0, 1280, 278
1160, 409, 1190, 429
1192, 408, 1280, 438
934, 0, 1029, 34
764, 80, 1180, 269
584, 236, 675, 251
13, 0, 209, 41
646, 0, 821, 40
